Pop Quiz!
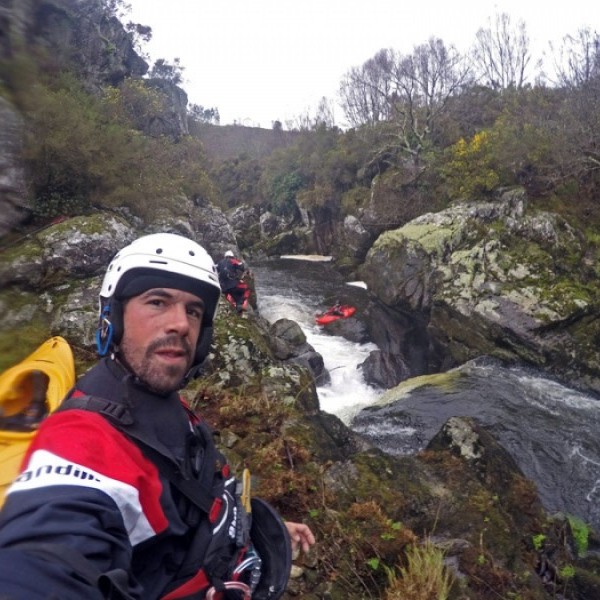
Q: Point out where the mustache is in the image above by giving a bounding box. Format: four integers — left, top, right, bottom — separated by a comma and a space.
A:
147, 335, 193, 358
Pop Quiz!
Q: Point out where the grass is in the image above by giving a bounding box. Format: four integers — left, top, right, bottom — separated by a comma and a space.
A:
384, 538, 454, 600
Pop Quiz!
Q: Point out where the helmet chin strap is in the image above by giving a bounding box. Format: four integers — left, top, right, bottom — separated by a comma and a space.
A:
181, 365, 202, 387
96, 306, 114, 357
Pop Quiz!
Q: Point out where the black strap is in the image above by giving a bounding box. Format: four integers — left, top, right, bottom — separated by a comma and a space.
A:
59, 395, 221, 515
61, 395, 134, 425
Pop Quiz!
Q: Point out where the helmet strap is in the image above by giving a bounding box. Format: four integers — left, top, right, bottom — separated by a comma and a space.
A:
195, 326, 213, 365
96, 304, 114, 356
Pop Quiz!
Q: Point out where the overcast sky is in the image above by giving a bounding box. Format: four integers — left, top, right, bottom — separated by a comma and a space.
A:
126, 0, 598, 128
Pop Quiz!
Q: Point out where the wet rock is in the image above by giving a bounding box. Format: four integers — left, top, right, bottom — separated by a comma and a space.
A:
268, 318, 329, 385
359, 350, 410, 389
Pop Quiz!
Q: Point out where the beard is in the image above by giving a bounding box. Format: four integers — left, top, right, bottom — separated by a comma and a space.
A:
120, 334, 193, 395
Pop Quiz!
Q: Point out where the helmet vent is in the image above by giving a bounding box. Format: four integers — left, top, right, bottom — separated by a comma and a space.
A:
149, 259, 168, 265
155, 247, 163, 254
189, 251, 196, 256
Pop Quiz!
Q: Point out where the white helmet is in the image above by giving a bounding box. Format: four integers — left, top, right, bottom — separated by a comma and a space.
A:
96, 233, 221, 369
224, 250, 235, 258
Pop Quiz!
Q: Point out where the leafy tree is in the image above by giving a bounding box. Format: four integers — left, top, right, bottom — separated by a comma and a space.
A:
441, 90, 560, 201
19, 71, 215, 222
100, 0, 130, 19
125, 22, 153, 54
211, 155, 263, 209
189, 103, 220, 125
103, 78, 168, 129
22, 78, 110, 217
149, 58, 184, 85
268, 172, 305, 217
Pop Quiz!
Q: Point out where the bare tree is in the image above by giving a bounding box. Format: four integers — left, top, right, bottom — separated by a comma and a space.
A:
339, 39, 471, 166
383, 38, 472, 164
287, 98, 336, 131
547, 28, 600, 186
339, 49, 394, 126
472, 12, 532, 89
314, 97, 336, 128
551, 28, 600, 89
288, 110, 313, 132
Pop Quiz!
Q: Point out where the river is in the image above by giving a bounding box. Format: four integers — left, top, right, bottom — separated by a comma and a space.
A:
252, 257, 381, 423
252, 257, 600, 532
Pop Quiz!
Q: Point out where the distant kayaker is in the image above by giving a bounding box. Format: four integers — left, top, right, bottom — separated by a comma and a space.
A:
331, 302, 344, 316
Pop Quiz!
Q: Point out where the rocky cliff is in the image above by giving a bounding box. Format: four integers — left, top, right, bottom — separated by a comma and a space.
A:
1, 0, 147, 87
0, 0, 191, 235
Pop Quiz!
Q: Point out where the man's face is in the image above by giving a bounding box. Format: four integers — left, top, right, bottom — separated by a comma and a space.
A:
120, 288, 205, 394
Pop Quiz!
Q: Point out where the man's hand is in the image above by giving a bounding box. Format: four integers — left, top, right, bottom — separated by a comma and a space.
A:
285, 521, 316, 554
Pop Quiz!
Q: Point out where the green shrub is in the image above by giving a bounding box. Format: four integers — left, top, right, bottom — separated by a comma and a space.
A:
567, 515, 589, 557
268, 172, 305, 217
442, 131, 501, 200
15, 71, 214, 223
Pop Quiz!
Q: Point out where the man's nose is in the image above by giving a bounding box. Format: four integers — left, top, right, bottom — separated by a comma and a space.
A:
166, 303, 190, 335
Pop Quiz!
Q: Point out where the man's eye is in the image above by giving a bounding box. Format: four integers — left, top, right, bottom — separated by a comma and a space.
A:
187, 308, 202, 319
148, 299, 164, 307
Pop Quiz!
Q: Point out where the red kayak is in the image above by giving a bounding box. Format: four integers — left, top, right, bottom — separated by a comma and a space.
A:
315, 304, 356, 326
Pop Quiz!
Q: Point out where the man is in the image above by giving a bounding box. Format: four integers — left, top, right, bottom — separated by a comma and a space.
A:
0, 233, 314, 599
216, 250, 251, 313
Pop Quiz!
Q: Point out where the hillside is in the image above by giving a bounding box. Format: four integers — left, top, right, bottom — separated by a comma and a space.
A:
191, 122, 300, 161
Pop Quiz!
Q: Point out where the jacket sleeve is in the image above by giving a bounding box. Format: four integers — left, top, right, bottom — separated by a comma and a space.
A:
0, 410, 169, 599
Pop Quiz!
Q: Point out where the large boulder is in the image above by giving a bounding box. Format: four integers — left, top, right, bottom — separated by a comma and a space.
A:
360, 188, 600, 392
267, 318, 329, 385
0, 213, 134, 290
0, 213, 135, 368
341, 214, 373, 260
227, 204, 261, 250
189, 198, 239, 260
